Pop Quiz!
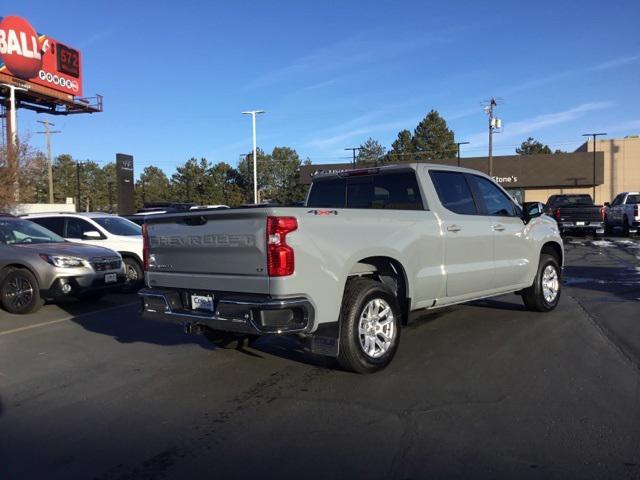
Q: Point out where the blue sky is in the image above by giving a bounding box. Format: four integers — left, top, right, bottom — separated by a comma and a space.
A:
8, 0, 640, 176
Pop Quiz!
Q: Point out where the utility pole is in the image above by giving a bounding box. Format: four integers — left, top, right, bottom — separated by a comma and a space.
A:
75, 161, 82, 212
483, 97, 502, 177
242, 110, 265, 204
36, 119, 61, 204
141, 180, 146, 205
1, 83, 27, 201
582, 132, 606, 201
455, 141, 470, 167
344, 147, 360, 167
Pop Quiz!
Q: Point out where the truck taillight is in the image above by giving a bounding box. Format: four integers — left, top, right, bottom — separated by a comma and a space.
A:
142, 223, 149, 271
635, 205, 638, 217
267, 216, 297, 277
554, 208, 561, 221
600, 206, 606, 221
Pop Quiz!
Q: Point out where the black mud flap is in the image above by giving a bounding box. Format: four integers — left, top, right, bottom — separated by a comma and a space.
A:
307, 322, 339, 357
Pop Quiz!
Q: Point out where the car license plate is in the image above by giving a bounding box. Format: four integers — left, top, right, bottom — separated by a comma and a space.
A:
191, 294, 214, 312
576, 221, 585, 226
105, 273, 117, 283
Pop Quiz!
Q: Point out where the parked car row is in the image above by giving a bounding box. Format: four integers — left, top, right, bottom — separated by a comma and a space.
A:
0, 213, 143, 314
543, 192, 639, 237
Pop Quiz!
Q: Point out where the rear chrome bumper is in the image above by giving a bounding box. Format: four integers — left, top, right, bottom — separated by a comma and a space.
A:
139, 288, 315, 335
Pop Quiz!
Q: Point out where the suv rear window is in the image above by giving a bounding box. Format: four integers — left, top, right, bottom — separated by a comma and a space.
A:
306, 171, 424, 210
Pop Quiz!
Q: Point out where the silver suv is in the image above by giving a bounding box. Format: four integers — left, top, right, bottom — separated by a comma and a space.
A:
0, 215, 126, 314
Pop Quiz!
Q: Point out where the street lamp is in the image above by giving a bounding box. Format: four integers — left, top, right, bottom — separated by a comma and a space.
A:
582, 132, 606, 201
242, 110, 265, 204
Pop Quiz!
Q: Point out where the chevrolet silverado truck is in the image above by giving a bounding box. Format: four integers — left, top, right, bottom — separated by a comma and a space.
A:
604, 192, 640, 236
140, 164, 563, 373
545, 194, 605, 237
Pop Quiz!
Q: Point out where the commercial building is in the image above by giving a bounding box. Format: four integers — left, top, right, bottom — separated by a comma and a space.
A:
298, 136, 640, 205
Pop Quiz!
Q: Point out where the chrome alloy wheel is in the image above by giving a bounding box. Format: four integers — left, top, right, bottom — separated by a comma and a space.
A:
125, 264, 138, 283
541, 265, 559, 303
358, 298, 396, 359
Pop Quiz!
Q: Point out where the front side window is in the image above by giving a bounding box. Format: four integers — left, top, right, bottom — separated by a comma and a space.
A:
66, 217, 99, 239
430, 171, 478, 215
470, 175, 516, 216
0, 219, 65, 245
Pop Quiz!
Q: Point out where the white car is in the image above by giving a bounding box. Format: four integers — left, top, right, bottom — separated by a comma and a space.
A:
24, 212, 144, 291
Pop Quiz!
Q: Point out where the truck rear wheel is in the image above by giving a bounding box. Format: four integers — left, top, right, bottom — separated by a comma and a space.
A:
521, 254, 561, 312
337, 278, 401, 373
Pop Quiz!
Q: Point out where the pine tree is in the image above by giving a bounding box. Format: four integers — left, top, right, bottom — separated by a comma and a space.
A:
411, 110, 456, 161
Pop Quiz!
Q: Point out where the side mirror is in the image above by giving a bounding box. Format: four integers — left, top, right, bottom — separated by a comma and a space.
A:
82, 230, 102, 240
604, 202, 610, 207
522, 202, 544, 223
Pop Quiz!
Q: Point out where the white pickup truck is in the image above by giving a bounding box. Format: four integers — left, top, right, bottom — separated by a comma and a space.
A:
605, 192, 640, 235
140, 164, 563, 373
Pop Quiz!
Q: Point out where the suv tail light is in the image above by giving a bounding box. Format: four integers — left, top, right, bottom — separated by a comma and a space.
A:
142, 223, 149, 271
267, 216, 297, 277
554, 208, 561, 221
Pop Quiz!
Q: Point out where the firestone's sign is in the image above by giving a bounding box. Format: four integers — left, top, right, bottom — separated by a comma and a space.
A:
0, 15, 82, 96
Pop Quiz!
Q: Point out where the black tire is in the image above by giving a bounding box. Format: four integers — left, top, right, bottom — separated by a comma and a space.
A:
203, 330, 259, 349
1, 268, 43, 314
121, 257, 143, 293
622, 216, 630, 237
337, 278, 401, 374
521, 254, 561, 312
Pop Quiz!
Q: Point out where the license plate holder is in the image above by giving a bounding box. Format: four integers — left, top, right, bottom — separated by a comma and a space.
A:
105, 273, 117, 283
191, 294, 214, 312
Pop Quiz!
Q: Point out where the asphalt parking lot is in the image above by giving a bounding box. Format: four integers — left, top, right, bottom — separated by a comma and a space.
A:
1, 237, 639, 480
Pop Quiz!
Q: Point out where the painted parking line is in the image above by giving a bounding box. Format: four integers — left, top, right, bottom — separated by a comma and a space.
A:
0, 301, 139, 337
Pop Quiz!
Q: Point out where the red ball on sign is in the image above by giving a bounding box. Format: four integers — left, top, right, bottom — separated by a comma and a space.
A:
0, 16, 43, 79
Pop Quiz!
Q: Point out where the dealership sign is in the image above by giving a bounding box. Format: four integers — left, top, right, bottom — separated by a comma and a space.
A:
0, 15, 82, 96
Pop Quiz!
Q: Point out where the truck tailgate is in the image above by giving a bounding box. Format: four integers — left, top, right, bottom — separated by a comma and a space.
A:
145, 209, 269, 294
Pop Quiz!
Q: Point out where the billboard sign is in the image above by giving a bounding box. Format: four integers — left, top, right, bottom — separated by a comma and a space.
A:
0, 15, 82, 96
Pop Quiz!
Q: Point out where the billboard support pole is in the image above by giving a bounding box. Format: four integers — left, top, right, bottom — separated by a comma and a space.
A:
1, 84, 27, 201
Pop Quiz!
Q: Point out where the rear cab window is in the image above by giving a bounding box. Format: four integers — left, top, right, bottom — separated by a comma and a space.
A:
307, 170, 425, 210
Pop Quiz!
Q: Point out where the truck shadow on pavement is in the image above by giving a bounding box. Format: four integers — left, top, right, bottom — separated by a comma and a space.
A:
58, 296, 216, 350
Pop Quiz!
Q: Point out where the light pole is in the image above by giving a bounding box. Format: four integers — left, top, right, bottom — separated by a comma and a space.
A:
344, 147, 360, 167
455, 141, 470, 167
242, 110, 265, 204
582, 132, 606, 201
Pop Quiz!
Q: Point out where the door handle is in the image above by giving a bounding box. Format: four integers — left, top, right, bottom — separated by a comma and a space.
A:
447, 224, 462, 232
493, 224, 505, 232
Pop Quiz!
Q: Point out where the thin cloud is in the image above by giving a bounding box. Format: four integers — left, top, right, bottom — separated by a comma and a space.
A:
503, 53, 639, 95
307, 120, 410, 149
466, 101, 613, 146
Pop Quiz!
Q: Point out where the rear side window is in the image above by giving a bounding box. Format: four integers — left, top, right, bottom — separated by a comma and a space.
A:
469, 175, 516, 216
30, 217, 65, 236
307, 171, 424, 210
430, 171, 477, 215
